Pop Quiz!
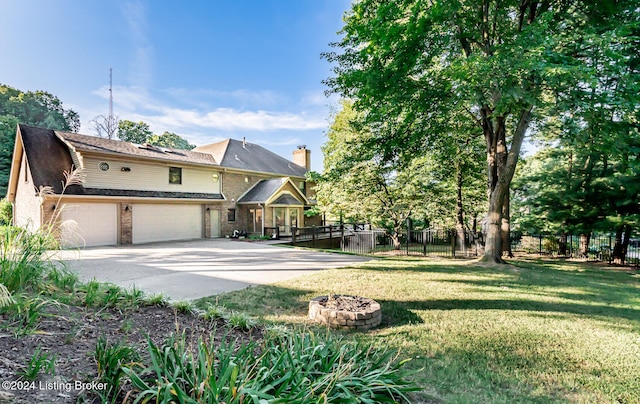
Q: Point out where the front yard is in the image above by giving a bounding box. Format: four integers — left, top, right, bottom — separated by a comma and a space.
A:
199, 256, 640, 403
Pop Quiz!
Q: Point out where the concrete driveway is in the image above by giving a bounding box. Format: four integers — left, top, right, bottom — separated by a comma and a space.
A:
55, 239, 371, 301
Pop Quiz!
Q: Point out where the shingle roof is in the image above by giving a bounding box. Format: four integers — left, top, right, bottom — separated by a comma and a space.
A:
271, 194, 303, 205
237, 179, 285, 203
20, 125, 78, 195
57, 131, 217, 166
17, 125, 223, 200
194, 139, 307, 177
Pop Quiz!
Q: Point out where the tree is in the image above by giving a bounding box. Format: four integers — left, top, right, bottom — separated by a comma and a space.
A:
0, 84, 79, 195
148, 132, 196, 150
324, 0, 635, 263
117, 120, 153, 144
90, 114, 118, 139
316, 101, 474, 247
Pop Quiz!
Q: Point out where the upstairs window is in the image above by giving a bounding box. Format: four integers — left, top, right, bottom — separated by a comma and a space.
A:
169, 167, 182, 184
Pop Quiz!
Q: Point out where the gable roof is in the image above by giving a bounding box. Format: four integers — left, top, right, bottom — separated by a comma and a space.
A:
56, 131, 217, 166
7, 125, 223, 201
194, 139, 307, 177
9, 125, 78, 197
237, 177, 309, 205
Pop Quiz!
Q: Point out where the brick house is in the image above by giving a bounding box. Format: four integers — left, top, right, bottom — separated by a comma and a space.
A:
6, 124, 320, 247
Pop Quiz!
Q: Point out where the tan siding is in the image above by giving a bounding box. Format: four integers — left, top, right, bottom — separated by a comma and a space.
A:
82, 157, 221, 193
14, 157, 41, 231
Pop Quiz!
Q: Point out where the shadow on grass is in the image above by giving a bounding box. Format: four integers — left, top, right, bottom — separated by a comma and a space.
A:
386, 298, 640, 324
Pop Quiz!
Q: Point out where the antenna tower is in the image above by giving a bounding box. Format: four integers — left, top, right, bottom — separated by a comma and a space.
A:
108, 67, 114, 121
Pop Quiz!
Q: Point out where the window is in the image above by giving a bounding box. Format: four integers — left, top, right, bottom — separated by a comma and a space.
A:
227, 209, 236, 222
169, 167, 182, 184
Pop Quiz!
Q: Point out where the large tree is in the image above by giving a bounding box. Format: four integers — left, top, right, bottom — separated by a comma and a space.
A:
324, 0, 635, 263
117, 120, 153, 144
148, 131, 196, 150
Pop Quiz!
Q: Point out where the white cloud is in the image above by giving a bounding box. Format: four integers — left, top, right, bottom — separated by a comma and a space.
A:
81, 85, 329, 137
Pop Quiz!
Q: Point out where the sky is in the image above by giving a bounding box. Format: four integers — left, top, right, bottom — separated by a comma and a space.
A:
0, 0, 351, 172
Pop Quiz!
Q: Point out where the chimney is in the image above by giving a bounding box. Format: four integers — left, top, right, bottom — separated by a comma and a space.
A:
292, 145, 311, 171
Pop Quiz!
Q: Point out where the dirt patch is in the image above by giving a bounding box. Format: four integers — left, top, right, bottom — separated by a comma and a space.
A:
0, 304, 262, 403
320, 295, 375, 312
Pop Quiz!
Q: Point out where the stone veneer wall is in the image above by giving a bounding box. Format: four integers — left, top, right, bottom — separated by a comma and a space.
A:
308, 296, 382, 330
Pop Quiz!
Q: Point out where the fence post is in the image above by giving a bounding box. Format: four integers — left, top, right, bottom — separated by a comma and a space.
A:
422, 229, 427, 256
539, 235, 542, 255
406, 219, 411, 255
312, 226, 316, 247
609, 235, 612, 264
292, 227, 296, 245
340, 224, 344, 251
451, 229, 456, 258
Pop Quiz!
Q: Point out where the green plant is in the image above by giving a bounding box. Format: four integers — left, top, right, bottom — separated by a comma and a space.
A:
201, 303, 228, 321
171, 300, 196, 314
79, 279, 101, 306
228, 312, 257, 331
0, 226, 56, 293
0, 198, 12, 226
142, 292, 169, 307
94, 337, 140, 402
123, 329, 417, 403
121, 286, 144, 308
254, 329, 418, 402
18, 346, 56, 381
248, 234, 270, 241
123, 333, 264, 403
46, 266, 79, 294
0, 283, 13, 307
2, 294, 53, 335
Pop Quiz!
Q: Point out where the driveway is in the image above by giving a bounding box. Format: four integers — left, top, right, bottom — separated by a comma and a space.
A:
55, 239, 371, 301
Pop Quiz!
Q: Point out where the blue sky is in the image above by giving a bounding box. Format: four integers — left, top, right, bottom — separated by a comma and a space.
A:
0, 0, 351, 171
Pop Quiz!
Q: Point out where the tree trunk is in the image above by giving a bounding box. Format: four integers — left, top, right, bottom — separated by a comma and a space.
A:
456, 164, 466, 252
481, 107, 532, 263
558, 233, 568, 256
501, 190, 513, 258
613, 224, 631, 265
579, 233, 591, 258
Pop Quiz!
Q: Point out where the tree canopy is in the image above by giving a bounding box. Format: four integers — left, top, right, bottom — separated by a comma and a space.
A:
117, 120, 195, 150
323, 0, 639, 262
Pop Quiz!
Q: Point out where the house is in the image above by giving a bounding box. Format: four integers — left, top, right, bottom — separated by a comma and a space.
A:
6, 124, 320, 247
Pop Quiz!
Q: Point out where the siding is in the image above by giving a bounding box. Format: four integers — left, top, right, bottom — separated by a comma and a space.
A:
82, 157, 222, 194
14, 157, 41, 231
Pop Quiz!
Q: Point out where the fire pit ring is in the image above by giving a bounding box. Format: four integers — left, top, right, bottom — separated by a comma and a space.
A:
308, 295, 381, 330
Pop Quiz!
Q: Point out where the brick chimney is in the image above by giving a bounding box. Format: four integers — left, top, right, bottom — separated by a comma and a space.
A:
292, 145, 311, 171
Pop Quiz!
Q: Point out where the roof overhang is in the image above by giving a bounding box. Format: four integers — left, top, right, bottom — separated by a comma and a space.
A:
6, 124, 24, 202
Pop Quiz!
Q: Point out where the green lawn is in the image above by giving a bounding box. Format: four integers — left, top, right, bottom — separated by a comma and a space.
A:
198, 256, 640, 403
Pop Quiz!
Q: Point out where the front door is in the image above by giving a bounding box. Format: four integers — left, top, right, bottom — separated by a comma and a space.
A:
273, 207, 300, 236
210, 209, 221, 238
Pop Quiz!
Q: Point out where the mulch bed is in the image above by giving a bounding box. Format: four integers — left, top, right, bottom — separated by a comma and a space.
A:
0, 304, 262, 403
320, 295, 375, 312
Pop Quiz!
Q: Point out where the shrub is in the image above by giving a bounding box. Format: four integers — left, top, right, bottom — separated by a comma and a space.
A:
123, 328, 418, 403
0, 226, 56, 293
94, 337, 140, 402
0, 198, 11, 226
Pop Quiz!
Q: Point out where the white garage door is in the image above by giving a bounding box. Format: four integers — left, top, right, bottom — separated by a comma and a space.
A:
60, 203, 118, 248
133, 204, 202, 244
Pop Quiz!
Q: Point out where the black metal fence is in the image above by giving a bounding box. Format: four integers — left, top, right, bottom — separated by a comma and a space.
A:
511, 233, 640, 267
340, 228, 482, 258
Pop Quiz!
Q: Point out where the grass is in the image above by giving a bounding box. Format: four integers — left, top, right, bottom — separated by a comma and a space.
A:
198, 256, 640, 403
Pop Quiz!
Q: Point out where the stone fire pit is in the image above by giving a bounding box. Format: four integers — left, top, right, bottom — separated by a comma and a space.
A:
308, 295, 381, 330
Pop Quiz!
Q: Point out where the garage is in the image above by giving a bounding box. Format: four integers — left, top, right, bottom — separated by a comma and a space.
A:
60, 203, 118, 248
132, 204, 203, 244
